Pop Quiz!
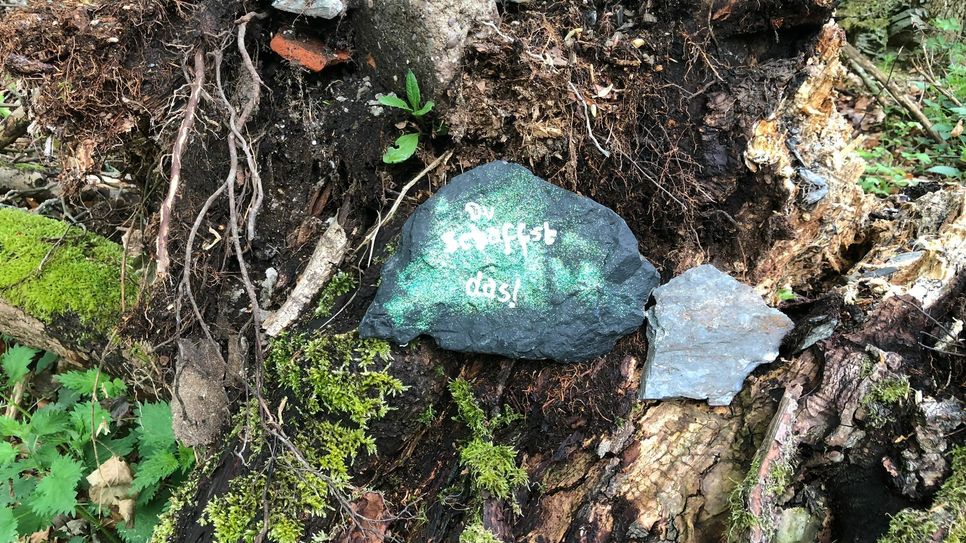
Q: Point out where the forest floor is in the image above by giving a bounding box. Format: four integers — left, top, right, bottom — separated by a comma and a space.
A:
0, 1, 964, 543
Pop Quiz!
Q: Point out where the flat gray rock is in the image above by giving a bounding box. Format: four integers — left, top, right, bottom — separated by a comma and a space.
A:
639, 264, 794, 405
272, 0, 345, 18
360, 161, 659, 362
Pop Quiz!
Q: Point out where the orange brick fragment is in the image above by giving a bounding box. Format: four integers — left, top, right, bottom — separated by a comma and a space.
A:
270, 32, 350, 72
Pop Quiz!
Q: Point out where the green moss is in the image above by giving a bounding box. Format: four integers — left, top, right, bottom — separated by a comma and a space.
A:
313, 272, 356, 317
0, 206, 137, 330
204, 330, 404, 543
880, 446, 966, 543
201, 473, 262, 543
868, 377, 911, 405
448, 377, 528, 531
150, 473, 199, 543
766, 460, 793, 497
269, 331, 402, 424
727, 456, 763, 543
460, 438, 529, 501
862, 376, 911, 427
459, 520, 502, 543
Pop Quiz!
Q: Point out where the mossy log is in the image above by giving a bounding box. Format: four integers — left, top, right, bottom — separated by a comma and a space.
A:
0, 206, 138, 362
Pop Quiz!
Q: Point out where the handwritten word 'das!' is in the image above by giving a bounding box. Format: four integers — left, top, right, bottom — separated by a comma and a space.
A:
441, 202, 558, 258
465, 272, 521, 308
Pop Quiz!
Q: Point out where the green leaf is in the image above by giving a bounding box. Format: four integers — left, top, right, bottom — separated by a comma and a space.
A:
35, 351, 58, 374
136, 402, 175, 457
0, 442, 17, 466
405, 69, 421, 111
132, 450, 179, 493
90, 432, 137, 461
29, 454, 83, 517
376, 94, 411, 111
382, 133, 419, 164
56, 369, 127, 398
2, 345, 36, 387
0, 415, 25, 438
926, 165, 962, 177
12, 502, 45, 537
411, 100, 434, 118
69, 400, 113, 446
177, 445, 196, 473
776, 287, 797, 301
28, 406, 69, 437
0, 506, 15, 542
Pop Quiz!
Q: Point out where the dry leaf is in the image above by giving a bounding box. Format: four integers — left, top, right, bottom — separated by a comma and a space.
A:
951, 118, 964, 138
86, 456, 132, 488
117, 498, 136, 524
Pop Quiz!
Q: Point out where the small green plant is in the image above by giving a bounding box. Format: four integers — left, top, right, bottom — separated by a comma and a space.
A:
0, 339, 194, 543
417, 404, 436, 426
313, 272, 357, 317
857, 19, 966, 195
379, 70, 435, 164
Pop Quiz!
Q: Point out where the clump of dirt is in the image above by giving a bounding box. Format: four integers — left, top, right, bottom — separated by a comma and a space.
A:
0, 1, 196, 178
445, 1, 832, 276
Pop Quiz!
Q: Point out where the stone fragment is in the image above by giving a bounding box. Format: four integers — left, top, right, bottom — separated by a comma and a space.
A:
639, 264, 794, 406
351, 0, 497, 94
272, 0, 345, 19
360, 161, 659, 362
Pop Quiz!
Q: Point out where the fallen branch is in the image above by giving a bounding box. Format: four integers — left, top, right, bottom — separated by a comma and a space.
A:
842, 42, 943, 144
262, 220, 348, 337
156, 48, 206, 278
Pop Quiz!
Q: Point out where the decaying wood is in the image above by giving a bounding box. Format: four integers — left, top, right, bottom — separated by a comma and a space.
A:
263, 220, 348, 336
0, 299, 85, 362
0, 106, 28, 151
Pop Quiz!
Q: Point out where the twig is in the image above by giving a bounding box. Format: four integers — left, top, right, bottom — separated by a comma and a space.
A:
156, 48, 206, 277
568, 82, 611, 158
842, 42, 943, 143
355, 150, 453, 253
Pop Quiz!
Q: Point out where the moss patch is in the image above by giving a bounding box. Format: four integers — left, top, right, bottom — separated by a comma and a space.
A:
879, 446, 966, 543
202, 331, 404, 543
448, 378, 527, 540
0, 206, 135, 330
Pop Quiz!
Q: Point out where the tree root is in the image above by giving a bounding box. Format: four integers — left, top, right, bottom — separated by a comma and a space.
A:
156, 48, 206, 278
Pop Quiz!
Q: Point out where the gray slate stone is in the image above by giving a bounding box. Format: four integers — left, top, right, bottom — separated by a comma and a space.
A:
360, 161, 659, 362
639, 264, 794, 405
272, 0, 345, 18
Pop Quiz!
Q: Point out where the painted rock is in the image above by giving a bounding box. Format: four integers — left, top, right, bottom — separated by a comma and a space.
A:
639, 264, 795, 406
360, 161, 659, 362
